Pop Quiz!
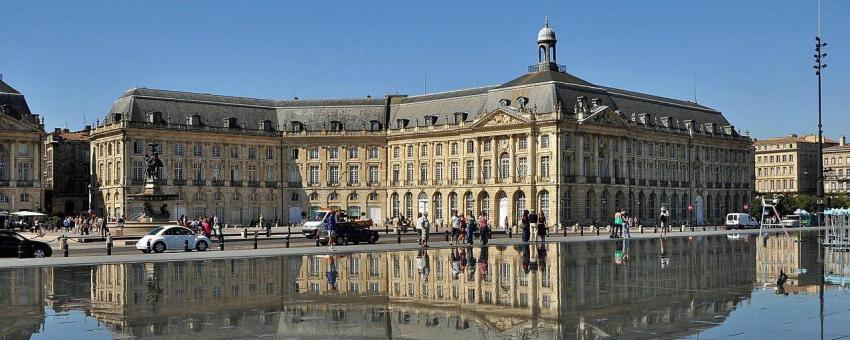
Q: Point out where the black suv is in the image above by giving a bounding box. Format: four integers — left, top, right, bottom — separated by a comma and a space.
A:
319, 222, 379, 246
0, 230, 53, 258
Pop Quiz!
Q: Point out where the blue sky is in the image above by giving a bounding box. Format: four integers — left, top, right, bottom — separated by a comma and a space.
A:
1, 1, 847, 140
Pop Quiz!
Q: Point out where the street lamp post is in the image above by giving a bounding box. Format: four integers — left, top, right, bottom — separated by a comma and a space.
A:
813, 35, 828, 224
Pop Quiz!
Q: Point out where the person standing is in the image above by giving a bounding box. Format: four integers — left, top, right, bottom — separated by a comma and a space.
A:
478, 212, 489, 245
624, 213, 633, 239
450, 211, 461, 245
521, 210, 531, 242
536, 212, 547, 242
201, 218, 212, 238
457, 213, 467, 244
612, 208, 623, 238
420, 212, 431, 248
327, 210, 337, 251
659, 207, 670, 237
465, 214, 475, 245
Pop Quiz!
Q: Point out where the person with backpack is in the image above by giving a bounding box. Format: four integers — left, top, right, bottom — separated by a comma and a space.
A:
536, 212, 547, 242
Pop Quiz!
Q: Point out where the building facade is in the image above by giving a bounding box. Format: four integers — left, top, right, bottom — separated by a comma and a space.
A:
43, 127, 91, 215
90, 22, 753, 226
0, 78, 45, 217
824, 137, 850, 195
754, 134, 838, 195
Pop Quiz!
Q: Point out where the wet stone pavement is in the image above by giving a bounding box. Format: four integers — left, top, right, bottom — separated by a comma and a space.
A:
1, 231, 849, 339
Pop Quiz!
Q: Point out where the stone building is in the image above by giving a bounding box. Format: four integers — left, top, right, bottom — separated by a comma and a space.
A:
754, 134, 838, 195
0, 78, 45, 217
43, 127, 91, 215
824, 137, 850, 195
90, 21, 753, 226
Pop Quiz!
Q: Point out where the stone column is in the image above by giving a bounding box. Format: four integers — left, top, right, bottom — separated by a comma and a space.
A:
9, 143, 17, 182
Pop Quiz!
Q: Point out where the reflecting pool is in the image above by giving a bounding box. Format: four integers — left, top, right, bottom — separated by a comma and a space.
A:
2, 232, 850, 339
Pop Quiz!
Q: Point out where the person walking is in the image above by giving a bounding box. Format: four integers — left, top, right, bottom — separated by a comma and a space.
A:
520, 210, 531, 242
612, 208, 623, 238
536, 212, 547, 242
624, 213, 633, 238
419, 212, 431, 247
528, 210, 538, 242
326, 210, 337, 251
201, 218, 212, 238
659, 207, 670, 237
450, 211, 461, 245
478, 212, 489, 245
457, 213, 467, 244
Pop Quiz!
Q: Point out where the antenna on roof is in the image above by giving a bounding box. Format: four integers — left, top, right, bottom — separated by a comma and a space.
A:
424, 71, 427, 94
692, 71, 698, 103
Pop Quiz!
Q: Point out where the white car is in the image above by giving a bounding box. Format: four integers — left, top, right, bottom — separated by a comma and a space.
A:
136, 225, 210, 253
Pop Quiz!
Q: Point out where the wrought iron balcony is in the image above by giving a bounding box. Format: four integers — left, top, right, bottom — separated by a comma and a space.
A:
231, 181, 243, 187
247, 180, 260, 187
265, 181, 278, 188
172, 178, 187, 186
16, 180, 34, 187
211, 179, 225, 187
192, 179, 206, 186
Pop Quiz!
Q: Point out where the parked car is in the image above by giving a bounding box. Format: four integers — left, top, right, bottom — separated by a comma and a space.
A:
318, 222, 380, 246
0, 230, 52, 258
725, 213, 760, 229
136, 225, 210, 253
781, 215, 802, 228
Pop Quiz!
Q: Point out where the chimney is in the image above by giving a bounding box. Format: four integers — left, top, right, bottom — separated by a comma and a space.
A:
841, 136, 847, 146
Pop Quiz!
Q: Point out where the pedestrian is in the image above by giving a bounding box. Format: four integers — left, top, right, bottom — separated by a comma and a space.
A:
528, 210, 538, 242
450, 210, 461, 245
624, 213, 633, 238
326, 209, 337, 251
420, 212, 430, 247
478, 212, 489, 245
659, 207, 670, 237
521, 210, 531, 242
466, 214, 475, 245
100, 217, 108, 237
612, 208, 623, 238
457, 213, 467, 244
201, 218, 212, 238
536, 212, 547, 242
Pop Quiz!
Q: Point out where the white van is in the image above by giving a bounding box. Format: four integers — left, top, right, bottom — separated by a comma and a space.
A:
725, 213, 760, 229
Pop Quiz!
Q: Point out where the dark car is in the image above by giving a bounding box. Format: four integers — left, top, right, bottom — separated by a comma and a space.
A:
319, 222, 379, 246
0, 230, 53, 258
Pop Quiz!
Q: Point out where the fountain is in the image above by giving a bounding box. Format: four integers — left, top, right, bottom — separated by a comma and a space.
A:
121, 143, 179, 235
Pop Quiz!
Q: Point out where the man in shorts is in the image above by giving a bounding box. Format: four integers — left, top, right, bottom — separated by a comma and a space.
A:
450, 211, 461, 245
327, 210, 337, 251
417, 212, 430, 247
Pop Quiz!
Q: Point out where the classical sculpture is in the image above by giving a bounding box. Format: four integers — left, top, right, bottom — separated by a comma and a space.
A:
144, 143, 163, 180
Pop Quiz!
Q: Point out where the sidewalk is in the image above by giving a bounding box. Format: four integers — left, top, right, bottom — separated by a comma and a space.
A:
0, 226, 822, 269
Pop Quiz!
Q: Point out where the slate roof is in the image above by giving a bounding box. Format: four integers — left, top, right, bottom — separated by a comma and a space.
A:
107, 67, 739, 134
0, 79, 40, 129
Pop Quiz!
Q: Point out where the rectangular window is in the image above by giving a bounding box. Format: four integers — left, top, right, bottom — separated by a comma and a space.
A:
16, 163, 29, 181
406, 163, 413, 181
450, 162, 458, 181
266, 148, 274, 160
229, 164, 241, 181
133, 142, 144, 154
518, 137, 527, 150
193, 163, 203, 181
392, 164, 400, 182
540, 156, 550, 178
309, 166, 320, 184
247, 165, 257, 181
393, 146, 400, 158
309, 148, 319, 159
466, 141, 474, 154
483, 140, 491, 152
435, 143, 443, 156
420, 144, 427, 157
348, 147, 359, 159
132, 162, 143, 181
518, 157, 527, 178
450, 143, 458, 156
435, 162, 444, 181
212, 145, 222, 158
465, 160, 474, 180
368, 147, 379, 159
173, 144, 184, 156
368, 165, 379, 184
174, 163, 184, 180
348, 165, 359, 184
212, 164, 222, 180
329, 147, 339, 160
419, 163, 428, 181
329, 165, 340, 184
230, 146, 239, 158
482, 160, 491, 179
290, 148, 299, 160
193, 145, 203, 157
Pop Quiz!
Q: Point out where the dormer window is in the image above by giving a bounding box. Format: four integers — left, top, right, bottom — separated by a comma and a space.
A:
370, 120, 383, 131
111, 113, 122, 123
259, 119, 274, 132
516, 96, 529, 109
424, 115, 438, 126
396, 119, 410, 129
291, 121, 304, 132
187, 114, 202, 126
452, 112, 468, 124
499, 99, 511, 107
591, 98, 602, 107
147, 111, 164, 125
329, 120, 344, 131
224, 117, 238, 129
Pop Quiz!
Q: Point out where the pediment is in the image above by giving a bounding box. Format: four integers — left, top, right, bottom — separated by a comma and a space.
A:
0, 112, 40, 132
578, 107, 630, 128
470, 109, 531, 129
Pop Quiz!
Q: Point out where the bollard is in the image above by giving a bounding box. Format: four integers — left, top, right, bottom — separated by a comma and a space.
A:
640, 225, 644, 234
703, 225, 706, 231
397, 230, 402, 244
316, 236, 320, 247
563, 226, 567, 237
654, 225, 658, 233
596, 226, 600, 236
242, 228, 248, 238
445, 230, 449, 242
62, 237, 69, 257
580, 225, 584, 236
18, 242, 23, 259
509, 227, 513, 238
267, 228, 271, 238
219, 234, 224, 251
253, 231, 258, 249
286, 236, 290, 248
107, 234, 113, 255
184, 239, 190, 252
147, 239, 152, 253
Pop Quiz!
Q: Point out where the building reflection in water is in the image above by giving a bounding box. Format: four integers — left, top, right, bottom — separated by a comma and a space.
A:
12, 234, 844, 339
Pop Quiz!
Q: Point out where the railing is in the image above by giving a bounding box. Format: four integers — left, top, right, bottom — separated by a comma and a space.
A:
671, 181, 679, 188
247, 180, 260, 187
564, 176, 576, 183
125, 121, 279, 137
367, 181, 380, 187
173, 178, 187, 186
585, 176, 597, 183
231, 181, 243, 187
600, 177, 611, 184
346, 181, 360, 187
648, 180, 658, 187
327, 182, 340, 187
615, 177, 625, 185
306, 182, 319, 187
628, 178, 636, 186
638, 179, 646, 186
16, 180, 33, 187
527, 63, 567, 73
660, 180, 668, 187
265, 181, 278, 188
211, 179, 225, 187
193, 179, 206, 186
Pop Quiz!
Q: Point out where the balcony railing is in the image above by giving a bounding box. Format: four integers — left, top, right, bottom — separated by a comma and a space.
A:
638, 179, 646, 186
16, 180, 34, 187
193, 179, 206, 186
173, 178, 187, 186
230, 181, 243, 187
564, 176, 576, 183
131, 178, 144, 186
346, 181, 360, 187
211, 179, 225, 187
265, 181, 278, 188
648, 180, 658, 187
600, 176, 611, 184
585, 176, 597, 183
724, 183, 732, 189
660, 180, 668, 187
615, 177, 625, 185
628, 178, 636, 186
247, 180, 260, 187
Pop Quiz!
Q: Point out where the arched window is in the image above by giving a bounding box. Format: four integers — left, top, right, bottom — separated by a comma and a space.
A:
433, 192, 443, 220
370, 120, 383, 131
309, 192, 319, 201
499, 153, 510, 179
367, 192, 378, 201
328, 193, 339, 201
329, 121, 344, 131
649, 193, 657, 222
349, 192, 359, 201
290, 121, 305, 132
600, 190, 608, 222
539, 190, 550, 219
515, 191, 526, 223
480, 192, 490, 218
391, 193, 400, 218
448, 192, 458, 213
465, 192, 474, 215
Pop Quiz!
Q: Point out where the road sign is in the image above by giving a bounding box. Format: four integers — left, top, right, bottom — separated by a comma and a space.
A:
688, 205, 693, 211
